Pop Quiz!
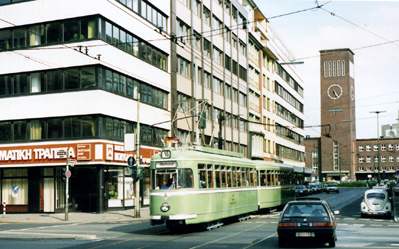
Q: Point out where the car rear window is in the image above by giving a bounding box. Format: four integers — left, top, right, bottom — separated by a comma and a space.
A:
367, 193, 385, 199
283, 204, 328, 218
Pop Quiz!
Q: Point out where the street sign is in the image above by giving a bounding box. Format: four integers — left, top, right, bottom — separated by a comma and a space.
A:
68, 159, 77, 167
65, 170, 71, 178
127, 156, 135, 167
57, 151, 67, 156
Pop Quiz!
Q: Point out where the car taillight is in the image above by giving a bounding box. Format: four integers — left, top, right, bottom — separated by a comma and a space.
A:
278, 222, 297, 227
313, 222, 333, 227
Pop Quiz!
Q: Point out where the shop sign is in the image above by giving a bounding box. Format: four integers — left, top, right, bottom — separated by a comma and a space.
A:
0, 142, 161, 166
0, 147, 75, 162
77, 144, 91, 160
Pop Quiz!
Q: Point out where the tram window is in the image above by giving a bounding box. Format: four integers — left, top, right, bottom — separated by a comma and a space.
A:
241, 169, 246, 186
267, 170, 272, 186
260, 170, 266, 186
198, 164, 206, 189
276, 171, 280, 186
236, 167, 241, 187
221, 166, 226, 187
207, 164, 213, 188
246, 168, 251, 186
226, 167, 232, 188
215, 165, 221, 188
232, 167, 237, 187
252, 169, 258, 186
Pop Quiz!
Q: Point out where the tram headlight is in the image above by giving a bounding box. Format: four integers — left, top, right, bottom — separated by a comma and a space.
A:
161, 202, 170, 212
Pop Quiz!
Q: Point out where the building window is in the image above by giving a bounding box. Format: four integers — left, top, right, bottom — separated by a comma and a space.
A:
373, 144, 378, 151
341, 60, 345, 76
193, 0, 201, 17
0, 16, 168, 71
176, 18, 191, 45
365, 145, 371, 151
366, 156, 371, 163
359, 145, 364, 152
389, 155, 394, 162
381, 144, 386, 151
203, 7, 211, 26
359, 157, 364, 163
388, 144, 394, 151
193, 31, 201, 51
232, 34, 237, 49
203, 71, 211, 88
381, 156, 386, 162
177, 56, 191, 78
213, 46, 223, 65
203, 38, 211, 57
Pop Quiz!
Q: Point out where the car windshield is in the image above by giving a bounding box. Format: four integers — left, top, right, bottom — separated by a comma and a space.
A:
366, 193, 385, 199
329, 184, 337, 187
296, 186, 305, 189
283, 204, 328, 218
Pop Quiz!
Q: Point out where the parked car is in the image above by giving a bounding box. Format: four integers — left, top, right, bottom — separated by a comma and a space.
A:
393, 183, 399, 196
360, 188, 391, 218
306, 185, 313, 194
277, 197, 339, 248
295, 185, 308, 196
310, 185, 319, 193
326, 183, 339, 193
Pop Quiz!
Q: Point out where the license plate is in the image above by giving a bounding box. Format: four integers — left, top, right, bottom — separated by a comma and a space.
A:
296, 232, 314, 237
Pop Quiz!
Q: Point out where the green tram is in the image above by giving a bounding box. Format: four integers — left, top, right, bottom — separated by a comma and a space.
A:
149, 146, 295, 229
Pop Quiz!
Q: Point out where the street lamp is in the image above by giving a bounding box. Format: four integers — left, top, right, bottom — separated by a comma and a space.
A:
329, 109, 343, 115
280, 61, 304, 65
370, 111, 386, 185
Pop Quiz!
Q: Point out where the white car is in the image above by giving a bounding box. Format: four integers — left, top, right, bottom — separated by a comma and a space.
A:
360, 189, 391, 218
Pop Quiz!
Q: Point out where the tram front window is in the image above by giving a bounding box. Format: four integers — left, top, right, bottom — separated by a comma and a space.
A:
153, 168, 193, 190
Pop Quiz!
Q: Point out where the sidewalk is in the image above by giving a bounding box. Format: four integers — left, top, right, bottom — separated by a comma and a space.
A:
0, 207, 150, 224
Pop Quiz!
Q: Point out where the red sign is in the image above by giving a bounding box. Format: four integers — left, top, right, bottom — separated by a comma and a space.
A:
65, 170, 71, 178
77, 144, 91, 160
0, 141, 161, 166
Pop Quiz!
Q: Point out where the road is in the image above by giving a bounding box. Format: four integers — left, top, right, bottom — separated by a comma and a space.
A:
0, 188, 398, 249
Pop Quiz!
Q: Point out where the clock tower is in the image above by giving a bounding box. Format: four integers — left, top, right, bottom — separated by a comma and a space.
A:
320, 48, 356, 181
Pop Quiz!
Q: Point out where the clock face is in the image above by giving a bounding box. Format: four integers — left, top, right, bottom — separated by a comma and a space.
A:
327, 84, 343, 99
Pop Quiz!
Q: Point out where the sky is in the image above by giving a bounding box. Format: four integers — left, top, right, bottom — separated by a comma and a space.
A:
254, 0, 399, 139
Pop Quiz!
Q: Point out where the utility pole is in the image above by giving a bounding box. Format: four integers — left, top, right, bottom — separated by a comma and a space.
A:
339, 156, 342, 183
370, 111, 385, 185
218, 114, 225, 149
65, 151, 69, 221
135, 93, 141, 218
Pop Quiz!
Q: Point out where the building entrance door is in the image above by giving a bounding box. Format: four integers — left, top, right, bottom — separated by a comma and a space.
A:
70, 167, 98, 212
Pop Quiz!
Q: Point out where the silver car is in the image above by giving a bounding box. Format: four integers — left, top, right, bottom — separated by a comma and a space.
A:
360, 189, 391, 218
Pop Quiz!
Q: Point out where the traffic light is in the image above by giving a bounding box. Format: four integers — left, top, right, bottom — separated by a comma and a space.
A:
128, 165, 137, 178
136, 167, 144, 181
199, 112, 206, 129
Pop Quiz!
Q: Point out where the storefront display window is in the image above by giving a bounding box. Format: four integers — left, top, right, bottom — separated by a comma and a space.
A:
2, 169, 28, 206
106, 167, 134, 208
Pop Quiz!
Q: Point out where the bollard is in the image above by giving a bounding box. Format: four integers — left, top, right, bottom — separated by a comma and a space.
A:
2, 201, 5, 218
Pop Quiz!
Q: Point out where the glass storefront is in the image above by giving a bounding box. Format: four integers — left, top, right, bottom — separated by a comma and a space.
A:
105, 167, 134, 208
0, 163, 154, 213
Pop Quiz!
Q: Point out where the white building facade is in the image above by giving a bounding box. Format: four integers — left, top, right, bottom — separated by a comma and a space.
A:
0, 0, 171, 213
0, 0, 305, 213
